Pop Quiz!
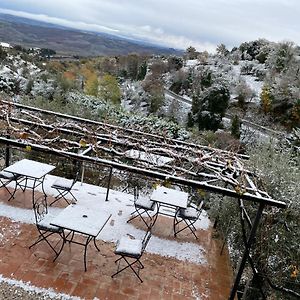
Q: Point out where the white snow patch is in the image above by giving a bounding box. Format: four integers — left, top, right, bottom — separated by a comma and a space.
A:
0, 275, 82, 299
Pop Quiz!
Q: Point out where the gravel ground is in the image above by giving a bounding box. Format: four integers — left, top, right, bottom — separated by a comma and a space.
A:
0, 280, 81, 300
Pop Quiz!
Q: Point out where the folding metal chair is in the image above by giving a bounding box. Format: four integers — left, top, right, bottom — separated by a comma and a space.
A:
29, 196, 64, 259
111, 229, 152, 283
174, 199, 204, 239
0, 170, 22, 201
127, 187, 157, 230
50, 169, 79, 206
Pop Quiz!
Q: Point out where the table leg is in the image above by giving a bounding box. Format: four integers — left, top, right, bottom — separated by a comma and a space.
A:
93, 237, 100, 252
84, 235, 93, 272
32, 178, 37, 204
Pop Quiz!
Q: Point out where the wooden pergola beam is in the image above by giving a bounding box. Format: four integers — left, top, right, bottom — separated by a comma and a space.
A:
0, 137, 286, 208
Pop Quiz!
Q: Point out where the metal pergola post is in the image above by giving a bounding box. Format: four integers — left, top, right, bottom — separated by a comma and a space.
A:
229, 202, 265, 300
5, 134, 10, 167
105, 166, 113, 201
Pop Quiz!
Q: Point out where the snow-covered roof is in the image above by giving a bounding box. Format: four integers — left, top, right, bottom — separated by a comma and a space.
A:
0, 42, 11, 48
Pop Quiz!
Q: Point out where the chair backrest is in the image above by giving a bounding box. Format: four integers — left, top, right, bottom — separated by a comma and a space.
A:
141, 230, 152, 253
33, 197, 48, 224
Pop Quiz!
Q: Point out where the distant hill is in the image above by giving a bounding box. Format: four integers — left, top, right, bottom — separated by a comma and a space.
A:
0, 13, 182, 56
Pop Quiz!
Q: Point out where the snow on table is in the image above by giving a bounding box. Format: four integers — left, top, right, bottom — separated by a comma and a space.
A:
50, 204, 111, 237
4, 159, 55, 179
150, 185, 188, 208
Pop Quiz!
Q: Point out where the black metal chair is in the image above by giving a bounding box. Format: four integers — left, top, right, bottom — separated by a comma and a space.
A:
174, 198, 204, 239
0, 170, 22, 201
111, 229, 152, 283
29, 196, 64, 259
50, 170, 79, 206
127, 187, 157, 230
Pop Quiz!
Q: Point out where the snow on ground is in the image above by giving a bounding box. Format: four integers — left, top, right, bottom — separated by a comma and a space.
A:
222, 117, 276, 144
0, 275, 82, 300
186, 60, 199, 67
231, 64, 263, 104
164, 92, 191, 124
2, 175, 210, 265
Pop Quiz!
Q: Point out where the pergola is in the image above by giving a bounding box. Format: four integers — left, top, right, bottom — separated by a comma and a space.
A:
0, 100, 286, 299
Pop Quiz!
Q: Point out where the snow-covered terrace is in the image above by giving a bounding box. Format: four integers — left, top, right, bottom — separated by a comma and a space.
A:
0, 174, 232, 299
0, 99, 287, 299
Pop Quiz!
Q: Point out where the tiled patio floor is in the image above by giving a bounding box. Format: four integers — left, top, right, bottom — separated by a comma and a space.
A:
0, 187, 233, 300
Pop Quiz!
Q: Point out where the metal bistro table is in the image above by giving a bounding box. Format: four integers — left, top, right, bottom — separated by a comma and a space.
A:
150, 185, 189, 218
50, 204, 111, 271
3, 159, 55, 204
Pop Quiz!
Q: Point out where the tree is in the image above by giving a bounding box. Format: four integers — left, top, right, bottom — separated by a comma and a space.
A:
290, 100, 300, 128
85, 72, 99, 96
260, 84, 272, 114
40, 48, 56, 58
149, 92, 164, 114
98, 74, 121, 105
0, 47, 7, 60
266, 41, 296, 73
197, 84, 230, 131
167, 56, 183, 71
185, 46, 198, 60
127, 54, 139, 80
137, 61, 147, 81
231, 115, 241, 139
191, 93, 201, 115
209, 142, 300, 298
149, 59, 167, 77
216, 43, 229, 57
25, 79, 34, 95
236, 78, 254, 109
186, 112, 194, 128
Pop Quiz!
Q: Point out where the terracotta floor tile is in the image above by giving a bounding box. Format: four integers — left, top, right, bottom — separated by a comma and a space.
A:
0, 191, 234, 299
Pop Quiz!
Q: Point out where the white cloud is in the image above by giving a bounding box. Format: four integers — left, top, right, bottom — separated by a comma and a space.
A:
0, 8, 119, 33
0, 0, 300, 51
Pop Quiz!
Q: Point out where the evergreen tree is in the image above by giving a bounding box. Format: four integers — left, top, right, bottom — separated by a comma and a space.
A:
0, 47, 7, 60
186, 112, 194, 128
231, 115, 241, 139
137, 61, 147, 81
185, 46, 198, 59
216, 43, 229, 57
197, 84, 230, 131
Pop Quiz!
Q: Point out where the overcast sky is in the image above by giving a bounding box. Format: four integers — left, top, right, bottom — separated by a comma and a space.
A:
0, 0, 299, 52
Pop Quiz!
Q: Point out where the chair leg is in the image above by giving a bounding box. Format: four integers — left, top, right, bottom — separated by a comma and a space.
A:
29, 230, 65, 255
0, 178, 18, 201
111, 256, 143, 283
50, 190, 71, 206
68, 191, 77, 203
127, 208, 155, 230
174, 217, 198, 239
53, 232, 66, 262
